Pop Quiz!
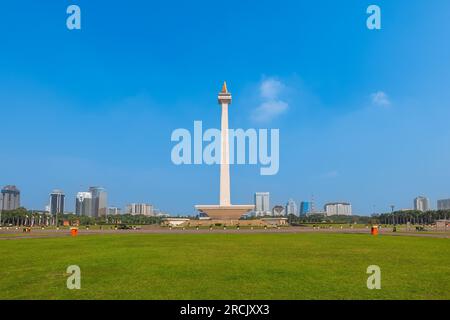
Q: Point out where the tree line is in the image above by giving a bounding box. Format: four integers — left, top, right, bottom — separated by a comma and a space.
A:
0, 208, 162, 226
287, 210, 450, 226
374, 210, 450, 225
287, 213, 376, 225
2, 208, 449, 227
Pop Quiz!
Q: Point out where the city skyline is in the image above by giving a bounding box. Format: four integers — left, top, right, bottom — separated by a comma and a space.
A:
1, 1, 450, 214
1, 182, 449, 216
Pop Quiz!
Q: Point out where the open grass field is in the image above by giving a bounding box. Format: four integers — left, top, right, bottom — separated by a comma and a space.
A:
0, 233, 449, 300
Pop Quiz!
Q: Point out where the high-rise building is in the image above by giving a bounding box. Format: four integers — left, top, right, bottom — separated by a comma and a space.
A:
89, 187, 107, 217
300, 201, 312, 216
324, 202, 352, 216
286, 199, 298, 216
125, 203, 154, 216
108, 207, 122, 215
0, 185, 21, 211
437, 199, 450, 210
75, 192, 92, 216
49, 189, 65, 215
414, 196, 430, 212
255, 192, 270, 216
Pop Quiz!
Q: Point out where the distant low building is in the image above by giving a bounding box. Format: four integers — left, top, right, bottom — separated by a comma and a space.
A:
161, 218, 190, 227
437, 199, 450, 210
108, 207, 121, 215
261, 217, 288, 226
126, 203, 154, 216
324, 202, 352, 216
156, 213, 170, 217
311, 211, 327, 216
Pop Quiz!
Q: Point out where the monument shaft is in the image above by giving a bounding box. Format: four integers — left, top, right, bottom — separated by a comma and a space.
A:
220, 99, 230, 206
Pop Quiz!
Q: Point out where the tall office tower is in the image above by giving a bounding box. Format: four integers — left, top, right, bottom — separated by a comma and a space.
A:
286, 199, 298, 216
324, 202, 352, 216
125, 203, 154, 216
300, 201, 312, 216
437, 198, 450, 210
89, 187, 107, 217
49, 189, 65, 215
414, 196, 430, 212
0, 185, 21, 211
255, 192, 270, 216
75, 192, 93, 216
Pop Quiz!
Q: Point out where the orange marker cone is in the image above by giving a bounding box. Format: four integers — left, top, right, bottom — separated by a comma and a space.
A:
70, 227, 78, 237
371, 225, 379, 236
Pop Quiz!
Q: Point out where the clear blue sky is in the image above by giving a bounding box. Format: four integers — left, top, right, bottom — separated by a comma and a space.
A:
1, 0, 449, 215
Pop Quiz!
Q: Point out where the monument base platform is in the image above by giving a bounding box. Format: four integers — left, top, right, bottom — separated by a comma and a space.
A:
162, 218, 289, 227
195, 204, 254, 220
191, 219, 264, 227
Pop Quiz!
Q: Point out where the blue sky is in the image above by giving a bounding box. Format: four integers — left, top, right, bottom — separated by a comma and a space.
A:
1, 0, 449, 215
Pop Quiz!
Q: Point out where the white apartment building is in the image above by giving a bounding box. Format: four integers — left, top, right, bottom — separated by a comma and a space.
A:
125, 203, 154, 216
414, 196, 430, 212
324, 202, 352, 216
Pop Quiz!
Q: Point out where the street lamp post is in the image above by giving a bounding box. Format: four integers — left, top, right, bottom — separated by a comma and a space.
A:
390, 205, 395, 227
0, 195, 3, 226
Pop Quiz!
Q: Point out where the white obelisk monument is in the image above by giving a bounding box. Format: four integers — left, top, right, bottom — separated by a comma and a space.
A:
195, 82, 254, 221
219, 81, 231, 206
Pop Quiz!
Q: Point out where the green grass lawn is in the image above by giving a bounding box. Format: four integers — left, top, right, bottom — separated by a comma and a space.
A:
0, 233, 449, 300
